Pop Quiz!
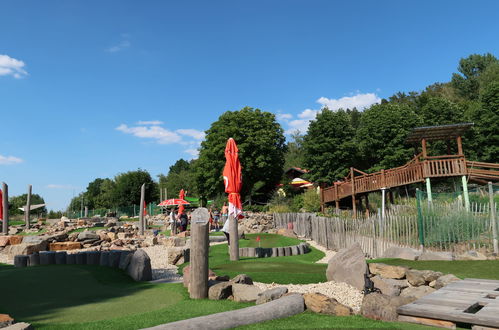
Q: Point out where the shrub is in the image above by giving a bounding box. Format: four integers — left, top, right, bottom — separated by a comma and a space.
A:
302, 188, 321, 212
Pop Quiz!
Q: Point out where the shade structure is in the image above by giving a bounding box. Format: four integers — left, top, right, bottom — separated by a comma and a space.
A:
223, 138, 242, 217
178, 189, 186, 214
291, 177, 312, 187
158, 198, 190, 207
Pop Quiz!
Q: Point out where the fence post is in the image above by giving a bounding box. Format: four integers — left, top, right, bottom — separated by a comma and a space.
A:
489, 182, 498, 255
139, 184, 145, 235
190, 208, 209, 299
425, 178, 433, 205
25, 184, 32, 229
416, 188, 425, 250
2, 182, 8, 235
462, 176, 470, 212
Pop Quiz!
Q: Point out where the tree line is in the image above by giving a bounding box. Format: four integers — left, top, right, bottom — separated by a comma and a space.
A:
62, 53, 498, 212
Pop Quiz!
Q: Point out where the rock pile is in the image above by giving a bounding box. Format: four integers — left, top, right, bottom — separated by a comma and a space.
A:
237, 212, 274, 234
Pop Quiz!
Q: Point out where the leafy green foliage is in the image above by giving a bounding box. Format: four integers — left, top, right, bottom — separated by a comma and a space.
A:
284, 131, 306, 170
302, 188, 321, 212
158, 159, 198, 200
196, 107, 286, 201
451, 53, 498, 99
9, 193, 46, 216
113, 170, 158, 207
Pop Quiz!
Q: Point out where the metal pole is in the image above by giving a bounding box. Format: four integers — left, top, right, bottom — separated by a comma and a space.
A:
25, 184, 32, 229
84, 206, 88, 218
425, 178, 432, 204
2, 182, 8, 234
139, 184, 145, 235
462, 176, 470, 212
489, 182, 498, 255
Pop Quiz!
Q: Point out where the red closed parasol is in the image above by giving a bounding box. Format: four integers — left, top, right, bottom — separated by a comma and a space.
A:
178, 189, 186, 214
223, 138, 242, 217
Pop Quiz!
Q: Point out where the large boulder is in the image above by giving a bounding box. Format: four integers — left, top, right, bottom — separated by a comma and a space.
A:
182, 265, 216, 288
231, 274, 253, 285
368, 263, 408, 279
77, 231, 99, 241
126, 249, 152, 281
0, 314, 14, 328
232, 283, 262, 303
381, 247, 421, 260
434, 274, 460, 289
326, 243, 368, 291
0, 236, 11, 247
49, 242, 82, 251
400, 286, 435, 299
456, 251, 487, 261
406, 269, 443, 286
361, 293, 416, 321
304, 293, 352, 316
418, 251, 454, 261
208, 282, 232, 300
8, 236, 23, 245
256, 287, 288, 305
371, 276, 406, 296
5, 237, 48, 258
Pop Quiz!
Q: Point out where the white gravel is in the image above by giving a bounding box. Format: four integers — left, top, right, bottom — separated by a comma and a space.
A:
141, 245, 182, 282
0, 253, 11, 265
306, 239, 337, 264
253, 281, 363, 313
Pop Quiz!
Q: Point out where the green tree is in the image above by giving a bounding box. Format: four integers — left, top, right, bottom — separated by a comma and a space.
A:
451, 53, 498, 100
9, 194, 47, 216
113, 169, 158, 207
196, 107, 286, 202
158, 159, 198, 199
284, 131, 305, 170
357, 103, 421, 171
302, 108, 356, 184
474, 82, 499, 162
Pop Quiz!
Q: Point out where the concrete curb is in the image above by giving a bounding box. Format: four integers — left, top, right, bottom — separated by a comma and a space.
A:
239, 242, 310, 258
141, 294, 305, 330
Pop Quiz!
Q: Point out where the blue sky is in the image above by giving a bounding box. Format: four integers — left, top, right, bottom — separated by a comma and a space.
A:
1, 1, 498, 210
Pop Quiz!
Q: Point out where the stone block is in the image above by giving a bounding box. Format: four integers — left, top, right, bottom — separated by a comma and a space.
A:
28, 253, 40, 266
55, 251, 67, 264
231, 274, 253, 285
232, 283, 262, 303
400, 286, 435, 299
66, 253, 76, 264
304, 293, 352, 316
0, 236, 11, 247
208, 282, 232, 300
368, 263, 408, 279
49, 242, 82, 251
256, 287, 288, 304
271, 247, 278, 257
418, 251, 454, 261
291, 245, 299, 255
277, 247, 284, 256
109, 250, 122, 268
14, 255, 29, 267
118, 251, 133, 270
361, 293, 416, 321
434, 274, 460, 289
381, 247, 421, 260
9, 236, 23, 245
100, 251, 110, 266
86, 251, 101, 265
326, 243, 367, 291
39, 251, 56, 265
126, 249, 152, 281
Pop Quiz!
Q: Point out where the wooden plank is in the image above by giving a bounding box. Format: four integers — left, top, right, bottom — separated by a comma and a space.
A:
398, 315, 456, 329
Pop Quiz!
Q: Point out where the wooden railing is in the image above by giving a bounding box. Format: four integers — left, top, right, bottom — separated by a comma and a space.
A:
322, 154, 474, 203
466, 161, 499, 181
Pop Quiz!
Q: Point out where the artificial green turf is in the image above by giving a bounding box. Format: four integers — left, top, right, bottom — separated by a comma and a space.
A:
67, 227, 104, 234
237, 312, 434, 329
239, 233, 302, 248
209, 231, 225, 236
0, 264, 251, 329
370, 258, 499, 280
18, 229, 47, 236
180, 235, 328, 284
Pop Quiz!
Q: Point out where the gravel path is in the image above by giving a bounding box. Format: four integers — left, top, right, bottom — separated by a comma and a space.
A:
306, 239, 337, 264
253, 281, 363, 313
141, 245, 182, 282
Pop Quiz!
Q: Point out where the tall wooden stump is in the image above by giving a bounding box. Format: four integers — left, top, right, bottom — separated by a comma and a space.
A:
190, 207, 209, 299
25, 184, 32, 229
229, 214, 239, 261
2, 182, 8, 235
139, 184, 145, 235
489, 182, 498, 255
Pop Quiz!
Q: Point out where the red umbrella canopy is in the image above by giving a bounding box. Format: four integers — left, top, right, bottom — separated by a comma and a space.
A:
158, 198, 190, 206
223, 138, 242, 216
178, 189, 186, 214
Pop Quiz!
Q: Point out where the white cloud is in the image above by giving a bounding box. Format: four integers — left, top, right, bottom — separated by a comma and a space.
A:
276, 113, 293, 121
317, 93, 380, 111
47, 184, 74, 189
184, 148, 199, 158
0, 54, 28, 79
116, 124, 182, 144
176, 129, 205, 140
106, 38, 131, 53
0, 154, 23, 165
137, 120, 164, 125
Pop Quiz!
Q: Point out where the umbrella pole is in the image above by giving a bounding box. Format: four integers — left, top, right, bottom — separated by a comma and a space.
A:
229, 214, 239, 261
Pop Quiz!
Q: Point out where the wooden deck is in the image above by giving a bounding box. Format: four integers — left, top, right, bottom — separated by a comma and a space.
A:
398, 279, 499, 329
322, 154, 499, 205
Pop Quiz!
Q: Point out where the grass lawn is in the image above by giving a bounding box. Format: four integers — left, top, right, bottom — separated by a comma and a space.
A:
180, 234, 328, 284
209, 231, 225, 236
18, 229, 47, 236
370, 258, 499, 280
0, 264, 251, 329
239, 233, 301, 248
67, 227, 104, 234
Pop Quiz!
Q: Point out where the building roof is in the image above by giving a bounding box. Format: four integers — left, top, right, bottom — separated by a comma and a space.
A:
406, 123, 474, 143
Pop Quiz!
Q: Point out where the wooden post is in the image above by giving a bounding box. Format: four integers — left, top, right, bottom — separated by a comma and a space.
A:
381, 188, 386, 221
462, 176, 470, 211
457, 136, 463, 156
25, 184, 32, 229
335, 183, 339, 211
489, 182, 498, 255
229, 213, 239, 261
389, 190, 394, 204
425, 178, 433, 204
139, 184, 145, 235
365, 194, 370, 218
190, 208, 209, 299
351, 167, 356, 218
2, 182, 8, 235
421, 138, 427, 159
84, 206, 88, 218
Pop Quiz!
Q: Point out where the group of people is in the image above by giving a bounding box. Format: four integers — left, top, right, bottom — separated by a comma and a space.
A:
208, 203, 228, 232
167, 203, 229, 235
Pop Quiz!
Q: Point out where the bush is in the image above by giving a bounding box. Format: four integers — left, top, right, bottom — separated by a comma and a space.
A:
290, 194, 303, 212
302, 188, 321, 212
268, 204, 292, 213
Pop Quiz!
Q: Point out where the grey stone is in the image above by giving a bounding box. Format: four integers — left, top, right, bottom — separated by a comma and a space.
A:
39, 251, 56, 265
368, 263, 408, 279
256, 287, 288, 304
140, 294, 304, 330
5, 239, 48, 258
75, 252, 87, 265
232, 283, 262, 302
208, 281, 232, 300
297, 244, 305, 255
231, 274, 253, 285
406, 269, 443, 286
371, 275, 401, 296
28, 253, 40, 266
66, 253, 76, 264
14, 255, 29, 267
418, 251, 454, 261
55, 251, 67, 264
247, 248, 256, 258
277, 247, 284, 256
100, 251, 110, 266
326, 243, 367, 291
434, 274, 460, 289
381, 247, 421, 260
2, 322, 34, 330
271, 247, 278, 257
86, 251, 101, 265
291, 245, 299, 255
77, 231, 99, 241
109, 250, 121, 268
126, 249, 152, 281
456, 251, 487, 260
400, 286, 436, 299
119, 251, 133, 270
361, 293, 416, 321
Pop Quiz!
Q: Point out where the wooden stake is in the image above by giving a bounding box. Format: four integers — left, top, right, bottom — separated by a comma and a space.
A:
229, 214, 239, 261
139, 183, 145, 235
489, 182, 498, 255
457, 136, 463, 156
2, 182, 8, 235
190, 208, 209, 299
25, 184, 32, 229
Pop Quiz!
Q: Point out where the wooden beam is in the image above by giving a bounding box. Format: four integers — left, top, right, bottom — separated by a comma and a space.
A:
351, 167, 356, 218
457, 136, 464, 156
422, 138, 428, 159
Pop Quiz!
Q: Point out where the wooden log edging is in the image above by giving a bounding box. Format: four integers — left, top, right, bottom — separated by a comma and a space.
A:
141, 294, 305, 330
238, 242, 309, 258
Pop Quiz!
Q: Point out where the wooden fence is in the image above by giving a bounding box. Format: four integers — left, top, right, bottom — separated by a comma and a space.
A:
274, 201, 498, 258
